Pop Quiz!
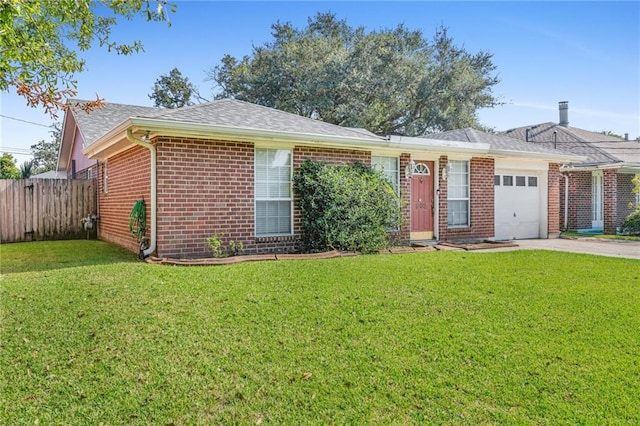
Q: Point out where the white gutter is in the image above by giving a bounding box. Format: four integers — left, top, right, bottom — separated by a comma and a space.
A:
388, 135, 490, 153
490, 149, 584, 163
560, 162, 629, 172
126, 129, 156, 258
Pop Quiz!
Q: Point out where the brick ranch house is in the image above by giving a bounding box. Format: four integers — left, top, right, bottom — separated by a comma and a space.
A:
58, 99, 580, 258
504, 102, 640, 234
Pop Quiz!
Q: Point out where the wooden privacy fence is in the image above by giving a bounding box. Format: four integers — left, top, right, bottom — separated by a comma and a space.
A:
0, 179, 97, 243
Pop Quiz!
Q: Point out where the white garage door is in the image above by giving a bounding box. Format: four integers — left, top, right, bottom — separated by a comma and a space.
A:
495, 172, 543, 240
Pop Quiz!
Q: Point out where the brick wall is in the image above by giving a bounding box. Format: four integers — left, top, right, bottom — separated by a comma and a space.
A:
98, 138, 416, 258
397, 153, 412, 244
155, 138, 255, 258
566, 171, 592, 230
97, 146, 151, 253
547, 163, 561, 237
559, 173, 567, 230
617, 173, 638, 225
438, 156, 495, 242
603, 169, 617, 234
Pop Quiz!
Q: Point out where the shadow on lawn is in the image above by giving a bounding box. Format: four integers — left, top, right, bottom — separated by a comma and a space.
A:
0, 240, 138, 274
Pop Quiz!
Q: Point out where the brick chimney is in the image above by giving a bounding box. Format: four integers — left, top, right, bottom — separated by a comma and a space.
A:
558, 101, 569, 127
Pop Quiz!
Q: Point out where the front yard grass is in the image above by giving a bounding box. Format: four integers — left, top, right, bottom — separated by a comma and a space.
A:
1, 241, 639, 424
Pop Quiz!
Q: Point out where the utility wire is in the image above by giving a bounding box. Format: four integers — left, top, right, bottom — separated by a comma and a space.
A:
1, 147, 32, 155
0, 114, 52, 128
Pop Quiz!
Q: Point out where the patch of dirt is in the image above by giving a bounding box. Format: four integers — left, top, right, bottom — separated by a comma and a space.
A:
437, 241, 519, 251
146, 246, 437, 266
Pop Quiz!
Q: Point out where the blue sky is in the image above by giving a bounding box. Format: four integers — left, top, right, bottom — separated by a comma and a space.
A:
2, 1, 639, 165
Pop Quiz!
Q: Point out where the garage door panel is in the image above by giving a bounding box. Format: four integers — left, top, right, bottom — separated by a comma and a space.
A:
495, 171, 542, 240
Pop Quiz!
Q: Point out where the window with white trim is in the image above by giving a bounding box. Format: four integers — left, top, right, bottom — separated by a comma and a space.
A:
255, 148, 292, 236
371, 156, 399, 194
447, 160, 469, 227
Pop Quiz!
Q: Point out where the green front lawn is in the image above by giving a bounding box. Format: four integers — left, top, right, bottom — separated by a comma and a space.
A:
1, 241, 639, 424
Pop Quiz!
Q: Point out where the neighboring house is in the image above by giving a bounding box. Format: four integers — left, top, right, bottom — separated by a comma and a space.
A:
60, 99, 579, 258
504, 102, 640, 234
30, 170, 66, 179
58, 101, 160, 179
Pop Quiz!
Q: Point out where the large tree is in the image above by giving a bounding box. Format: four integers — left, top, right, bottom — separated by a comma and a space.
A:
0, 153, 20, 179
30, 123, 62, 174
1, 1, 175, 116
148, 68, 196, 108
208, 13, 500, 136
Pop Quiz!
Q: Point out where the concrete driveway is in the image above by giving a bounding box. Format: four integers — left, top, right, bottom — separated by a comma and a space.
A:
484, 238, 640, 260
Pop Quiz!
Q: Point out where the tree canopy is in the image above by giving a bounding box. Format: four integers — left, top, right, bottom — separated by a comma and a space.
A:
1, 1, 175, 116
30, 123, 62, 174
208, 13, 500, 136
149, 68, 197, 108
0, 153, 20, 179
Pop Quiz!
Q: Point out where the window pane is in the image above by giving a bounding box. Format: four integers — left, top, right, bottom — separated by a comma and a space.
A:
255, 148, 292, 235
495, 175, 500, 186
448, 200, 469, 227
447, 160, 470, 227
516, 176, 526, 187
503, 176, 513, 186
372, 156, 399, 194
528, 176, 538, 187
256, 201, 291, 235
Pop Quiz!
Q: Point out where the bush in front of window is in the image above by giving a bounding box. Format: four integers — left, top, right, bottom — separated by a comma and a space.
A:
620, 210, 640, 235
294, 160, 402, 253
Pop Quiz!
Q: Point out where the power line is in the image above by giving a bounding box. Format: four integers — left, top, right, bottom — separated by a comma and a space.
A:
0, 114, 52, 128
1, 147, 32, 155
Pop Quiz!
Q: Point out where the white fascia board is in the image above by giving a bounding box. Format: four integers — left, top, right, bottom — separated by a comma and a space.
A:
619, 164, 640, 174
561, 162, 640, 173
495, 157, 549, 171
489, 148, 585, 163
387, 135, 491, 154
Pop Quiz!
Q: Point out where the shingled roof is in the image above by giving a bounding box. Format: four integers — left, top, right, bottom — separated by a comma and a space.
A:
139, 98, 385, 142
426, 128, 575, 156
70, 101, 160, 147
503, 122, 639, 165
71, 98, 386, 147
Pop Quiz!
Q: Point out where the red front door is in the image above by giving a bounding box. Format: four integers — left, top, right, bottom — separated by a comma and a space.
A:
410, 161, 434, 235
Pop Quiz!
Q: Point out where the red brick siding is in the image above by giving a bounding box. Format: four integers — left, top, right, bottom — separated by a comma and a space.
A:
559, 173, 567, 231
438, 156, 495, 242
617, 173, 637, 225
155, 138, 255, 258
97, 146, 151, 253
397, 153, 412, 244
566, 171, 592, 230
603, 169, 617, 234
547, 163, 561, 236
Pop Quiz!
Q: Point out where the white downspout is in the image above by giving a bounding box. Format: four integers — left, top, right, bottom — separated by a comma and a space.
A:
126, 129, 156, 257
562, 173, 569, 231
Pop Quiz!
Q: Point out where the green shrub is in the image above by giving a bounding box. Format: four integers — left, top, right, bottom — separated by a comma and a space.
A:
620, 209, 640, 235
293, 160, 402, 253
206, 233, 244, 257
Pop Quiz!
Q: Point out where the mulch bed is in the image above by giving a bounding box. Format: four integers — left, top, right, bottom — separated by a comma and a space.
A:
146, 246, 438, 266
145, 242, 514, 266
437, 240, 519, 251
